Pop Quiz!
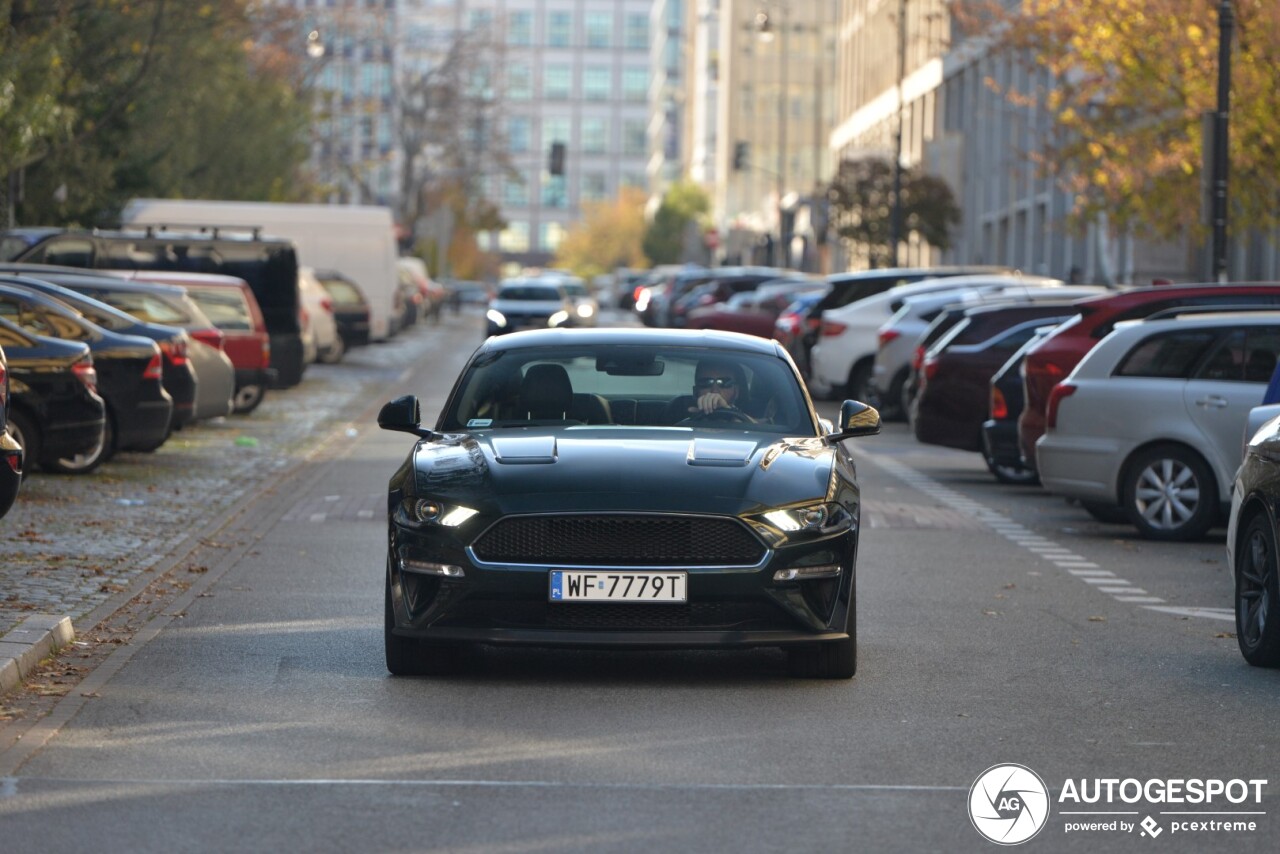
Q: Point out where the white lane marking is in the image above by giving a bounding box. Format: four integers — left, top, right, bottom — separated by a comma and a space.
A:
853, 452, 1245, 616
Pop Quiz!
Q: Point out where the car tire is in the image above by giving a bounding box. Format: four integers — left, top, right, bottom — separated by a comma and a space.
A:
845, 361, 873, 404
48, 417, 111, 475
318, 335, 345, 365
6, 411, 40, 478
384, 570, 462, 676
878, 369, 909, 422
1122, 444, 1218, 541
1236, 512, 1280, 667
233, 383, 266, 415
1079, 500, 1130, 524
984, 455, 1039, 485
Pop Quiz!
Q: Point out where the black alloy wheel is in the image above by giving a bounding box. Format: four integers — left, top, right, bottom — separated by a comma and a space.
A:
49, 414, 112, 474
233, 383, 266, 415
384, 562, 462, 676
1236, 512, 1280, 667
1122, 444, 1218, 541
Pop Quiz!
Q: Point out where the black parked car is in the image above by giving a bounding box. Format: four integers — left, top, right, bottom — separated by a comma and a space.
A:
1, 343, 22, 516
0, 316, 106, 473
981, 326, 1059, 485
0, 265, 199, 430
378, 328, 881, 679
312, 269, 372, 349
0, 280, 172, 471
0, 225, 306, 388
1228, 410, 1280, 667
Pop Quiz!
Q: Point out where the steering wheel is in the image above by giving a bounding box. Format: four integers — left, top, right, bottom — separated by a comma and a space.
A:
680, 407, 754, 425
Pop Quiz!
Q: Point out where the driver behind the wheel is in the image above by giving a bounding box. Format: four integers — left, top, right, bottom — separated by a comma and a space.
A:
690, 359, 749, 416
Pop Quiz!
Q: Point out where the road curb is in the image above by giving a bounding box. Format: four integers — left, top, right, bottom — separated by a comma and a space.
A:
0, 615, 75, 697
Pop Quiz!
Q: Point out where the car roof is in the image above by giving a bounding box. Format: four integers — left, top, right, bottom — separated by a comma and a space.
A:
1075, 282, 1280, 309
121, 271, 250, 288
1114, 310, 1280, 333
476, 327, 787, 357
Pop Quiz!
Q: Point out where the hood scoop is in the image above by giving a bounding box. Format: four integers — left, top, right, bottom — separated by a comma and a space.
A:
492, 435, 558, 464
686, 438, 756, 468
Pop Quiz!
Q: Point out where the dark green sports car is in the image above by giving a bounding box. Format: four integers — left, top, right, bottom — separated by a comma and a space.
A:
379, 327, 880, 678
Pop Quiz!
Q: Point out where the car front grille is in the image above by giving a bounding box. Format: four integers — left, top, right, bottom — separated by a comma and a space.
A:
471, 514, 766, 567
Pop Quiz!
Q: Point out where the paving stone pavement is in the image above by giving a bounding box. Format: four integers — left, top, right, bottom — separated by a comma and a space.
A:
0, 313, 476, 637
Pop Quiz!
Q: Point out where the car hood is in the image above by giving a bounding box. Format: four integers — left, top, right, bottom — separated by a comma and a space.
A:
410, 427, 838, 516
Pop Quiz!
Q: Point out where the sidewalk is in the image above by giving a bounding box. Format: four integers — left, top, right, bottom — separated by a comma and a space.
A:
1, 314, 473, 696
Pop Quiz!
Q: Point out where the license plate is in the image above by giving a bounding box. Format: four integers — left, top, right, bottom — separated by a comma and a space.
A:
549, 571, 687, 603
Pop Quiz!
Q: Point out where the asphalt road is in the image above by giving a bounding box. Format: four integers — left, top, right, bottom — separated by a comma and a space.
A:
1, 309, 1276, 853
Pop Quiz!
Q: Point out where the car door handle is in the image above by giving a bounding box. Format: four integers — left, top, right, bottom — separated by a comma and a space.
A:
1195, 395, 1229, 409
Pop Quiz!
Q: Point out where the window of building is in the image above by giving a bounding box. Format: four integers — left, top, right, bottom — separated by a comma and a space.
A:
622, 119, 646, 156
506, 63, 532, 100
541, 175, 567, 208
580, 172, 607, 202
583, 66, 610, 101
544, 65, 572, 100
507, 116, 531, 153
503, 176, 530, 207
539, 222, 566, 252
585, 11, 611, 48
581, 118, 607, 154
548, 10, 571, 47
507, 10, 532, 45
624, 13, 648, 50
469, 10, 494, 32
622, 67, 649, 102
543, 117, 571, 149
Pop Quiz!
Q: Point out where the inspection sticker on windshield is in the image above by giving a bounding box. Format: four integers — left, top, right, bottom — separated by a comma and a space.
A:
549, 571, 687, 602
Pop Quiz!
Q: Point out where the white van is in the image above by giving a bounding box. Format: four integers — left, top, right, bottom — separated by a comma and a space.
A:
121, 199, 400, 341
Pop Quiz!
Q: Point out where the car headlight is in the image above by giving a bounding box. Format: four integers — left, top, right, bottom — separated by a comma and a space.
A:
548, 310, 570, 327
398, 498, 478, 528
576, 304, 595, 318
756, 502, 853, 541
486, 309, 507, 327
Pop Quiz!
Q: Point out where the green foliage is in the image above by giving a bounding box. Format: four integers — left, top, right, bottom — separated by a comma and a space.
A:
4, 0, 314, 226
826, 156, 960, 267
642, 180, 710, 265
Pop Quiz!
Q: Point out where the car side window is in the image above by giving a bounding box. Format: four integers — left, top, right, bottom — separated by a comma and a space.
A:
1196, 331, 1247, 381
1115, 331, 1216, 379
40, 239, 94, 268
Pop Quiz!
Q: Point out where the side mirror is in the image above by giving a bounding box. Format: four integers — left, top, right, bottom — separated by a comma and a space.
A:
377, 395, 434, 438
827, 400, 881, 442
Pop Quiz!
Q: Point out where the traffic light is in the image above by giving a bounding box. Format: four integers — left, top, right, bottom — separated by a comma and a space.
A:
733, 141, 749, 171
548, 141, 566, 176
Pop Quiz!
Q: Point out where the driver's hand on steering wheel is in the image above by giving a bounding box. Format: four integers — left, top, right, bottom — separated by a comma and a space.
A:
691, 391, 733, 414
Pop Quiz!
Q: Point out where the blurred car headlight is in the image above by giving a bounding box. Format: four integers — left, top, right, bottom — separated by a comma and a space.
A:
548, 310, 570, 327
576, 304, 595, 319
486, 309, 507, 328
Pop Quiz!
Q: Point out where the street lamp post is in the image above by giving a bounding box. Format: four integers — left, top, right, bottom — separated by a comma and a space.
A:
756, 8, 788, 268
1210, 1, 1233, 282
890, 0, 906, 269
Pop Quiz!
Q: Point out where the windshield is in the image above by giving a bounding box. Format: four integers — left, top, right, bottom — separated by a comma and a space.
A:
440, 344, 815, 435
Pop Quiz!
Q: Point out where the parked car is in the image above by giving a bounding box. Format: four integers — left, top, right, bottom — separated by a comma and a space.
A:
1227, 407, 1280, 667
809, 273, 1064, 401
0, 225, 307, 388
48, 275, 236, 424
0, 343, 21, 515
0, 316, 106, 474
398, 256, 447, 322
1019, 283, 1280, 473
872, 285, 1106, 421
311, 269, 372, 349
377, 327, 881, 678
981, 326, 1061, 485
178, 274, 276, 413
394, 259, 428, 332
668, 269, 787, 328
912, 302, 1084, 469
774, 289, 829, 378
298, 267, 344, 364
1037, 311, 1280, 540
486, 278, 577, 336
799, 266, 1014, 382
0, 280, 172, 471
686, 279, 825, 338
0, 265, 200, 434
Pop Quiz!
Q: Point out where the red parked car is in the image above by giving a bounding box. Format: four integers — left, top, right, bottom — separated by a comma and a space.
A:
177, 275, 274, 414
1019, 283, 1280, 471
686, 279, 825, 338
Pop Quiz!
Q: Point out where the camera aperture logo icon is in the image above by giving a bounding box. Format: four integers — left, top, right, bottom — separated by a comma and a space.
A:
969, 764, 1051, 845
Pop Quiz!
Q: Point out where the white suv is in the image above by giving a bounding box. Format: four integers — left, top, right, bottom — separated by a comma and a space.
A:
809, 274, 1064, 401
1037, 311, 1280, 540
